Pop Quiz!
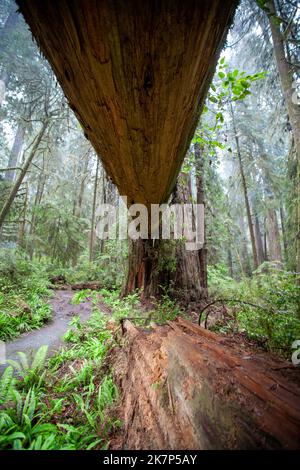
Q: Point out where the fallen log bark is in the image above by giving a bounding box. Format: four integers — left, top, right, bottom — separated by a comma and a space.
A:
111, 318, 300, 450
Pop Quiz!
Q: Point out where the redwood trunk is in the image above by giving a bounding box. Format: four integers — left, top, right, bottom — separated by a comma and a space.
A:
123, 238, 173, 299
173, 172, 207, 301
112, 318, 300, 449
195, 142, 208, 289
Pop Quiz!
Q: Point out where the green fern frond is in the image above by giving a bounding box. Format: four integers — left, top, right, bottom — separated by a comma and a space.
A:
0, 366, 14, 403
31, 345, 48, 371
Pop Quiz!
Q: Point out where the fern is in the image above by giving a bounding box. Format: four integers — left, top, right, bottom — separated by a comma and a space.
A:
31, 345, 48, 371
0, 366, 15, 404
7, 345, 48, 390
16, 352, 29, 371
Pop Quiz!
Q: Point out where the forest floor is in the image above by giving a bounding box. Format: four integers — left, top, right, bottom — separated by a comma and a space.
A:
1, 288, 110, 371
0, 281, 300, 449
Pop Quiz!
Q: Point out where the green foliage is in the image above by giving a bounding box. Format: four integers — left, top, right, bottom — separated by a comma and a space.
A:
8, 345, 48, 390
0, 310, 120, 450
188, 61, 266, 162
207, 263, 300, 356
43, 240, 127, 290
150, 292, 182, 324
0, 248, 51, 341
0, 387, 58, 450
207, 264, 234, 290
100, 288, 141, 322
0, 366, 15, 403
31, 203, 88, 266
208, 59, 266, 105
99, 287, 182, 325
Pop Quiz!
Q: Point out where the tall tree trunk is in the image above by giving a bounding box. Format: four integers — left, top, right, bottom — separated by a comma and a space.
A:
280, 204, 288, 261
123, 171, 206, 301
194, 142, 208, 290
74, 149, 89, 218
266, 0, 300, 276
173, 172, 207, 302
0, 121, 48, 230
267, 207, 282, 265
254, 211, 265, 265
238, 215, 252, 277
5, 122, 25, 182
123, 238, 174, 299
230, 102, 259, 270
18, 183, 28, 247
28, 152, 49, 259
89, 157, 99, 262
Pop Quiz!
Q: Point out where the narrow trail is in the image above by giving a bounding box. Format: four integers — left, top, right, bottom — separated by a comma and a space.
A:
1, 289, 98, 370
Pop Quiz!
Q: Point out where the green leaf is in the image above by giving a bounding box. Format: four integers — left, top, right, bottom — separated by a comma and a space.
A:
209, 95, 218, 104
32, 423, 57, 434
232, 86, 243, 95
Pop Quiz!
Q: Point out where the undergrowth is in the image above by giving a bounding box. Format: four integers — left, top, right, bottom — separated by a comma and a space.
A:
44, 241, 128, 290
207, 262, 300, 357
0, 248, 51, 341
99, 287, 183, 325
0, 300, 120, 450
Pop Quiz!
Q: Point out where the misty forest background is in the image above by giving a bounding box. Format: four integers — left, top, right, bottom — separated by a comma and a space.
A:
0, 0, 300, 356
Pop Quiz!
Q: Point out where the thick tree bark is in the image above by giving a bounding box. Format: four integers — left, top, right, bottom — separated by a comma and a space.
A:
173, 172, 207, 302
113, 318, 300, 449
123, 238, 174, 299
17, 0, 237, 298
17, 0, 237, 207
266, 0, 300, 276
123, 172, 206, 301
0, 121, 48, 231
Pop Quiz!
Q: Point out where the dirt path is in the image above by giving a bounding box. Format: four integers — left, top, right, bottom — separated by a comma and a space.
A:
1, 289, 96, 370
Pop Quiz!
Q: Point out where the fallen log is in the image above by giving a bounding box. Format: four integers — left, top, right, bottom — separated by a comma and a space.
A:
48, 282, 101, 291
111, 318, 300, 450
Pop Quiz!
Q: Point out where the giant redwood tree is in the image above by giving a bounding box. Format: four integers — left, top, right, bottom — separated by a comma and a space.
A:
17, 0, 238, 297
